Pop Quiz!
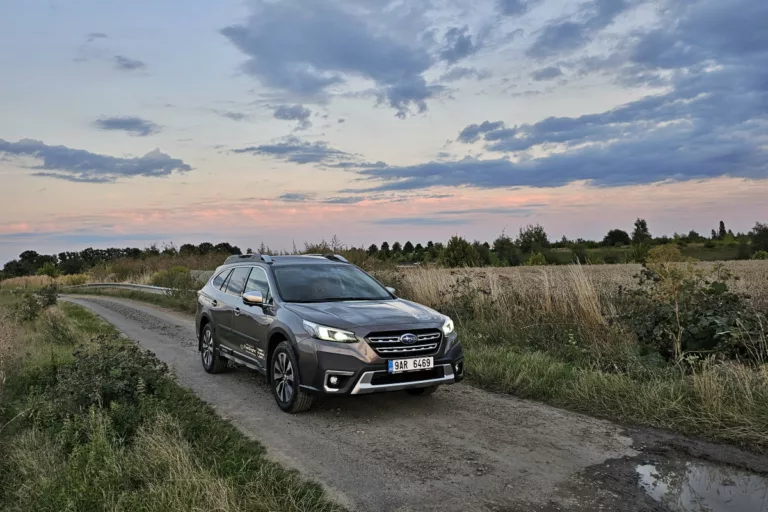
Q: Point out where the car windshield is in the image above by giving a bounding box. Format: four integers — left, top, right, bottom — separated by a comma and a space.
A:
273, 264, 392, 303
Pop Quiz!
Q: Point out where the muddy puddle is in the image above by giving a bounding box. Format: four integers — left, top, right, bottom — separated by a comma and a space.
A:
636, 460, 768, 511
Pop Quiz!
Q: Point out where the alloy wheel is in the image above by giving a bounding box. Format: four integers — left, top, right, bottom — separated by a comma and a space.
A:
273, 352, 295, 403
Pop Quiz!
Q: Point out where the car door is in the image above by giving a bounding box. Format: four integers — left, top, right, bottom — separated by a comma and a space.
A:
218, 266, 252, 351
231, 266, 274, 369
207, 268, 232, 342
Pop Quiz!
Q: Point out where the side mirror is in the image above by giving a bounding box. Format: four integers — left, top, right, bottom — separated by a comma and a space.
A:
386, 286, 396, 295
242, 290, 264, 306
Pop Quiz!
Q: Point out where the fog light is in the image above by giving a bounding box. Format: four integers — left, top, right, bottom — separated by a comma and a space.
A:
454, 362, 464, 376
329, 376, 339, 386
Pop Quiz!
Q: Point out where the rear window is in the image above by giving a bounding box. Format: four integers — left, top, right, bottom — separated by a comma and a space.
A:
211, 269, 231, 290
224, 267, 251, 296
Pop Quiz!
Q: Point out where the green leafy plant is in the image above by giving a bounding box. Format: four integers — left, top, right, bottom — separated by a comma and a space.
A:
524, 252, 547, 266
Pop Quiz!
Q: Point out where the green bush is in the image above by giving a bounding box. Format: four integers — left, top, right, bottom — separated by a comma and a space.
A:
524, 252, 547, 266
752, 250, 768, 260
36, 284, 59, 307
13, 294, 43, 322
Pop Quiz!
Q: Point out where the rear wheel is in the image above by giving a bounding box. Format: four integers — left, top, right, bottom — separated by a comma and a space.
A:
201, 324, 226, 374
270, 341, 314, 413
406, 386, 438, 396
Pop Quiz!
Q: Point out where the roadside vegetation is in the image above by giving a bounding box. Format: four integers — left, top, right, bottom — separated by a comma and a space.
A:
2, 218, 768, 452
0, 291, 342, 512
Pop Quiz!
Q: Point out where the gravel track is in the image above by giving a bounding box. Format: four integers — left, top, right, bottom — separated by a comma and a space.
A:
62, 295, 765, 512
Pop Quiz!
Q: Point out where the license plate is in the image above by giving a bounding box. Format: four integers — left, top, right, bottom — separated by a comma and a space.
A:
388, 357, 434, 374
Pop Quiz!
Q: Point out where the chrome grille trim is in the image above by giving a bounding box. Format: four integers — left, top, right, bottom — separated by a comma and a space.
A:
365, 329, 443, 356
368, 332, 442, 344
375, 343, 439, 354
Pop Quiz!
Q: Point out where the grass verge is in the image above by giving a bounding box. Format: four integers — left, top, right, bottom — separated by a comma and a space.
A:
0, 297, 342, 512
61, 280, 768, 452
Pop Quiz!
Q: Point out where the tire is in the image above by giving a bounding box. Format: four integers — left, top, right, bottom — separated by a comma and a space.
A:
406, 385, 438, 396
201, 323, 227, 374
270, 341, 314, 413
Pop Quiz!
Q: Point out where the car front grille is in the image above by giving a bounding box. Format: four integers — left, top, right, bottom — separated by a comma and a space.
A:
366, 329, 442, 357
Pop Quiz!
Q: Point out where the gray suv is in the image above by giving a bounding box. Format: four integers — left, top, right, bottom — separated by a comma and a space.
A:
195, 253, 464, 413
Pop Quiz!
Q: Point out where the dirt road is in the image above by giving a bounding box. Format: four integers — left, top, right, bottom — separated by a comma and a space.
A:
62, 296, 768, 512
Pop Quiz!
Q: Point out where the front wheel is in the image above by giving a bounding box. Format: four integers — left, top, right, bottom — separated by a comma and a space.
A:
201, 324, 226, 374
270, 342, 314, 413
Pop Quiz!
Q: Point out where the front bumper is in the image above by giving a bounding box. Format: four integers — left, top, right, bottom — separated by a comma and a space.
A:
298, 334, 464, 395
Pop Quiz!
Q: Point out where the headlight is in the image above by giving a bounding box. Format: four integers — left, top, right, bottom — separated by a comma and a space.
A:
302, 320, 357, 343
441, 316, 455, 335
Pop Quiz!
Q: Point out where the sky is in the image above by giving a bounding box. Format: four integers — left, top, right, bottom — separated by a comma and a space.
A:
1, 0, 767, 262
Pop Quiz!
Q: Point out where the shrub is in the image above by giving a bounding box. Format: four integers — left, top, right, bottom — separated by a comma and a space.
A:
752, 250, 768, 260
36, 284, 59, 307
36, 308, 79, 346
622, 255, 763, 363
524, 252, 547, 266
13, 294, 43, 322
603, 251, 621, 264
36, 262, 60, 278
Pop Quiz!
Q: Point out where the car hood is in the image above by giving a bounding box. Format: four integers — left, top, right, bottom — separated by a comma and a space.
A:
285, 299, 444, 330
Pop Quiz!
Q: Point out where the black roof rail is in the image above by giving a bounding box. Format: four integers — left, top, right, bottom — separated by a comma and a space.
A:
324, 253, 349, 263
223, 253, 273, 265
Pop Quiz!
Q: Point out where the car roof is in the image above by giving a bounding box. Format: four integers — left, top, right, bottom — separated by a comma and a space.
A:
219, 254, 347, 268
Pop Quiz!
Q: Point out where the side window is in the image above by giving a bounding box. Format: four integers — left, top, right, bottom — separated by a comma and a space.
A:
211, 269, 231, 290
245, 267, 271, 299
224, 267, 251, 296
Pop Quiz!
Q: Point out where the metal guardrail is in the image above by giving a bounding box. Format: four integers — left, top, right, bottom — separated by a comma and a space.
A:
66, 283, 172, 295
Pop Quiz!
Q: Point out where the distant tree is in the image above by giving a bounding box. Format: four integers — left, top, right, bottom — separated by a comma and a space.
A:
751, 222, 768, 252
197, 242, 214, 254
603, 229, 631, 247
493, 232, 520, 266
737, 240, 752, 260
472, 241, 491, 265
145, 244, 161, 257
517, 224, 549, 253
524, 252, 547, 266
403, 241, 414, 254
632, 218, 652, 245
329, 235, 343, 252
711, 229, 718, 240
367, 244, 379, 256
391, 242, 402, 254
414, 243, 424, 253
214, 242, 241, 255
246, 248, 253, 254
443, 236, 476, 267
179, 244, 198, 255
380, 242, 390, 258
718, 220, 727, 239
36, 261, 60, 278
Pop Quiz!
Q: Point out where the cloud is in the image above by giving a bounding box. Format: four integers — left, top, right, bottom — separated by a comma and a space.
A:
114, 55, 146, 71
436, 207, 536, 216
0, 138, 191, 183
370, 217, 470, 226
439, 66, 492, 83
439, 26, 480, 65
85, 32, 108, 43
457, 120, 506, 143
322, 196, 365, 204
273, 104, 312, 130
527, 0, 634, 58
410, 0, 766, 191
279, 192, 316, 202
215, 111, 250, 121
93, 116, 161, 136
220, 0, 437, 117
233, 136, 353, 166
531, 66, 563, 81
498, 0, 535, 16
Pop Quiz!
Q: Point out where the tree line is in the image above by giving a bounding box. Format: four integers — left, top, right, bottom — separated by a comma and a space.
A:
2, 220, 767, 279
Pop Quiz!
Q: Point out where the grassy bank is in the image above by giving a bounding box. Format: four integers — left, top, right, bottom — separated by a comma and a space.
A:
0, 294, 342, 512
377, 264, 768, 451
38, 258, 768, 451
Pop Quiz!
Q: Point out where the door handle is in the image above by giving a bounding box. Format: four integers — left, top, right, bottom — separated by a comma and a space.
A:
234, 307, 241, 316
212, 299, 218, 307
